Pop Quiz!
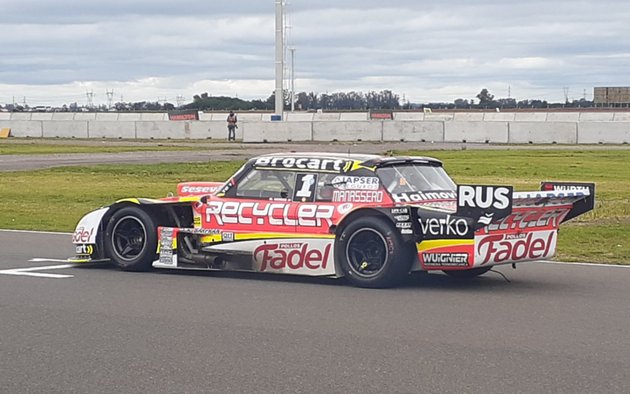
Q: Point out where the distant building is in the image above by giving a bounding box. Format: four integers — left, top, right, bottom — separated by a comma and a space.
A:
594, 87, 630, 107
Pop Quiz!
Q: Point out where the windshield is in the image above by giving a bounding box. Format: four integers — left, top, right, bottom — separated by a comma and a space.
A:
377, 164, 456, 194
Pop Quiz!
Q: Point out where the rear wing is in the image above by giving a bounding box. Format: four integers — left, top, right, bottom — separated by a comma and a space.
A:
514, 182, 595, 223
455, 183, 595, 229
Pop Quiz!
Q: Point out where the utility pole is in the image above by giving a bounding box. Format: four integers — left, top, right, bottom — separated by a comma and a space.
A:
274, 0, 284, 119
176, 95, 185, 108
106, 89, 114, 109
289, 47, 295, 112
86, 91, 94, 108
563, 87, 569, 104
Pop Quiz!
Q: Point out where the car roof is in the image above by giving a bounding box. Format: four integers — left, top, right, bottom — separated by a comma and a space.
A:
252, 152, 443, 167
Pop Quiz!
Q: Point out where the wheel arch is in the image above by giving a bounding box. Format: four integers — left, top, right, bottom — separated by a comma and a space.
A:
332, 208, 398, 280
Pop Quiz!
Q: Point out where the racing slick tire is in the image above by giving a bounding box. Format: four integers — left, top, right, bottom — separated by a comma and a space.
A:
104, 206, 158, 271
336, 216, 414, 288
443, 267, 491, 278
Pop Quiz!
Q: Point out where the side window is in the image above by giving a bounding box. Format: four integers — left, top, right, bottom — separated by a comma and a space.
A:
235, 169, 295, 200
315, 173, 337, 202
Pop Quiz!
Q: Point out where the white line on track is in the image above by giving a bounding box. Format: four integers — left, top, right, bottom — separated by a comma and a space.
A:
29, 258, 70, 263
0, 229, 71, 235
0, 264, 74, 279
537, 260, 630, 268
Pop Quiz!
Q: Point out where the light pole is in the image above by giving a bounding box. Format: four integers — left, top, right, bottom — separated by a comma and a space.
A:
274, 0, 284, 119
289, 47, 295, 112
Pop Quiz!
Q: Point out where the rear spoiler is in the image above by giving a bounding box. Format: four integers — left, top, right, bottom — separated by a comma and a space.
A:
511, 182, 594, 223
455, 183, 595, 229
540, 182, 595, 222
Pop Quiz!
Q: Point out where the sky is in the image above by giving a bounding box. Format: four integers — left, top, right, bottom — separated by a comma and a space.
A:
1, 0, 630, 107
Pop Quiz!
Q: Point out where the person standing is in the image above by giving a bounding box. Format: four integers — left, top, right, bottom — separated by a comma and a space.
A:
227, 111, 238, 141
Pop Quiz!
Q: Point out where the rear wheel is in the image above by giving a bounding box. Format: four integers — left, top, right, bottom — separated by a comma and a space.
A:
336, 216, 413, 288
443, 267, 491, 278
104, 206, 158, 271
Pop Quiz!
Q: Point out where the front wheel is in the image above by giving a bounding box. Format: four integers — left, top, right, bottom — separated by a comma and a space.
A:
336, 216, 413, 288
443, 267, 491, 278
104, 206, 158, 271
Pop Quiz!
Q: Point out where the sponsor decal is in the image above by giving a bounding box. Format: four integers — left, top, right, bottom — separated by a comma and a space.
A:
221, 232, 234, 242
331, 176, 380, 190
458, 185, 511, 210
394, 215, 410, 221
254, 157, 352, 173
541, 182, 591, 193
159, 228, 176, 265
332, 190, 383, 203
396, 222, 412, 229
72, 226, 94, 243
476, 231, 555, 265
205, 201, 334, 228
419, 215, 469, 237
168, 110, 199, 121
255, 242, 331, 271
478, 208, 569, 234
392, 190, 456, 204
517, 191, 587, 201
293, 174, 318, 202
422, 253, 469, 267
75, 244, 94, 255
181, 185, 217, 194
179, 227, 221, 235
456, 185, 513, 228
400, 229, 413, 234
391, 207, 409, 215
337, 203, 353, 214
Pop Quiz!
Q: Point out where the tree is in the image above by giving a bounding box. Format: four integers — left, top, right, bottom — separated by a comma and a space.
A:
476, 89, 495, 106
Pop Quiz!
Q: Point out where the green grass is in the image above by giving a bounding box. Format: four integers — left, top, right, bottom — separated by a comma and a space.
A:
0, 161, 244, 231
0, 141, 207, 155
1, 149, 628, 264
396, 149, 630, 263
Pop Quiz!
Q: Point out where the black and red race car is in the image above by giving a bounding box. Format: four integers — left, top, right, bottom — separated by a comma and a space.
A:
70, 152, 594, 288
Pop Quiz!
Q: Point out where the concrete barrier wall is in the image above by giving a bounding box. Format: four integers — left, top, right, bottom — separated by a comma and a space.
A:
613, 113, 630, 121
453, 113, 483, 121
483, 112, 515, 122
395, 112, 425, 121
136, 121, 186, 139
445, 121, 508, 143
313, 121, 381, 141
187, 121, 235, 140
243, 121, 312, 142
42, 120, 88, 138
3, 111, 630, 144
514, 112, 547, 122
579, 112, 614, 122
383, 121, 443, 142
52, 113, 75, 121
286, 112, 314, 122
578, 122, 630, 144
339, 112, 368, 121
508, 122, 577, 144
88, 121, 136, 139
2, 121, 43, 137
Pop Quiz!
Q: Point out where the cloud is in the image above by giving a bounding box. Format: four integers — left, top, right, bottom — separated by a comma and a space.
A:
1, 0, 630, 106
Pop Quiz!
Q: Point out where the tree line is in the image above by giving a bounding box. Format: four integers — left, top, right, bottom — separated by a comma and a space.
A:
2, 88, 596, 112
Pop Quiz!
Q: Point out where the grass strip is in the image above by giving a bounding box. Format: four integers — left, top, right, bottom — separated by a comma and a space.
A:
0, 149, 628, 263
0, 141, 208, 155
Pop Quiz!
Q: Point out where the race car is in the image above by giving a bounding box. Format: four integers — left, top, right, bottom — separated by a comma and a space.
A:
70, 152, 595, 288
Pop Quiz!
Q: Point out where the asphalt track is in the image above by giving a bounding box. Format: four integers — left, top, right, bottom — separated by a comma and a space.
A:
1, 230, 629, 393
